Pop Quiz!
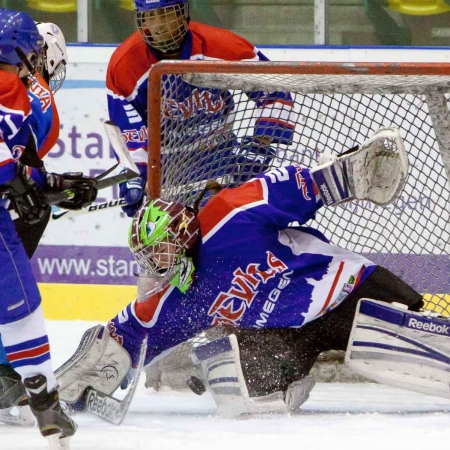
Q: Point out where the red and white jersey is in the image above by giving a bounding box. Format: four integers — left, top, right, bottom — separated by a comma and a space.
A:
0, 71, 32, 185
106, 23, 296, 168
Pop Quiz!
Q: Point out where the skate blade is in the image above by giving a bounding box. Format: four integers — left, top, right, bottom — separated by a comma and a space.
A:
46, 433, 71, 450
0, 405, 36, 427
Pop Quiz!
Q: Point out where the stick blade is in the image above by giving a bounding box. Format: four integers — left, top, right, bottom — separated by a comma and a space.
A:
103, 121, 139, 175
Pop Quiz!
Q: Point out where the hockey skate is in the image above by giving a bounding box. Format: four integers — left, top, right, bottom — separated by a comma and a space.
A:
0, 364, 35, 427
24, 374, 77, 450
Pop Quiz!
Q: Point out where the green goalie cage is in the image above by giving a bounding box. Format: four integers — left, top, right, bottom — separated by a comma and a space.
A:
147, 60, 450, 315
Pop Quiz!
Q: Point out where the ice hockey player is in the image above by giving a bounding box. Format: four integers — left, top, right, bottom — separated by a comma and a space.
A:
0, 21, 74, 429
56, 127, 449, 418
0, 9, 96, 448
109, 0, 297, 217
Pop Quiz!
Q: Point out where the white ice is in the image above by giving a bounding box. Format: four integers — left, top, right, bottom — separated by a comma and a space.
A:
2, 320, 450, 450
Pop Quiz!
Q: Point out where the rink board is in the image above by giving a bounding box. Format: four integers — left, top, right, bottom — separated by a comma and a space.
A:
39, 283, 136, 321
32, 244, 450, 320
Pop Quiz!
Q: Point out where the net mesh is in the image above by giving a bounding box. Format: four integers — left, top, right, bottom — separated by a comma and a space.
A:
146, 62, 450, 389
151, 64, 450, 316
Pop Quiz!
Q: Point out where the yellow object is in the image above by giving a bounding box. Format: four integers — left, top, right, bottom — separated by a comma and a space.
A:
388, 0, 450, 15
423, 293, 450, 316
120, 0, 135, 10
28, 0, 77, 13
40, 283, 136, 321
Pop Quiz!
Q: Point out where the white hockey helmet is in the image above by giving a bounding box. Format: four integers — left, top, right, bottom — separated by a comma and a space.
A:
35, 22, 67, 94
134, 0, 189, 53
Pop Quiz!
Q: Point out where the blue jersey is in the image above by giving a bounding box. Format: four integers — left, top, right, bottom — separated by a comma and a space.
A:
106, 22, 297, 173
109, 165, 375, 367
0, 71, 41, 324
27, 74, 60, 158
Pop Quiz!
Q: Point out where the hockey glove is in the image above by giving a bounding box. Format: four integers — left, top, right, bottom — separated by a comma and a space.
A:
119, 164, 147, 217
37, 169, 98, 210
234, 137, 276, 182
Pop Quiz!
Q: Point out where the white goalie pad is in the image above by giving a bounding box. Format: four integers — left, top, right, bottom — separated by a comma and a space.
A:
191, 334, 315, 416
311, 127, 409, 206
191, 334, 287, 416
55, 325, 131, 403
346, 298, 450, 399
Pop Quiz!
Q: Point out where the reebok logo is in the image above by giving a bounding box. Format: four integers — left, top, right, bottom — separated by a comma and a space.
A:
407, 317, 450, 335
320, 183, 334, 205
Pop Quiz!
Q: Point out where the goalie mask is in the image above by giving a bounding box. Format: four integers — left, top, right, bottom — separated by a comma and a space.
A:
0, 9, 43, 74
134, 0, 189, 53
35, 22, 68, 94
129, 198, 199, 282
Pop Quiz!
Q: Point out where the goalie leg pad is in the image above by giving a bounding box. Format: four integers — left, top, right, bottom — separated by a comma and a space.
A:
192, 335, 288, 417
346, 298, 450, 399
55, 325, 131, 403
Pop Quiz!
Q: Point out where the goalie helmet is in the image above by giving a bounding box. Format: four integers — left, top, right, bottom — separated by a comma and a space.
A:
133, 0, 189, 53
35, 22, 68, 94
129, 198, 200, 279
0, 9, 43, 70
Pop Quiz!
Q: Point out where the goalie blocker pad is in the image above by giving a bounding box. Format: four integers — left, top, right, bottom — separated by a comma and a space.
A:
55, 325, 131, 404
311, 127, 409, 207
346, 298, 450, 399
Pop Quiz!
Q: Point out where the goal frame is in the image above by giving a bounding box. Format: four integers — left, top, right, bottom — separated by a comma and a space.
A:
147, 60, 450, 199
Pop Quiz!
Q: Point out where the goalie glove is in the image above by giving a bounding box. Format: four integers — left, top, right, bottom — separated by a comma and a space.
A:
310, 127, 409, 207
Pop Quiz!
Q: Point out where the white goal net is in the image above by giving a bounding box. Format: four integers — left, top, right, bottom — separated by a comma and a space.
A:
145, 61, 450, 389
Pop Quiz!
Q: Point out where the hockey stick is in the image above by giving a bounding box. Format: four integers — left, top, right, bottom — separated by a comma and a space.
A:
76, 337, 147, 426
45, 121, 140, 206
50, 198, 127, 221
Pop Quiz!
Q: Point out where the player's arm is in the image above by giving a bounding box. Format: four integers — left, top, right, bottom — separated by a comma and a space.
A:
233, 48, 297, 179
106, 77, 148, 217
0, 80, 32, 185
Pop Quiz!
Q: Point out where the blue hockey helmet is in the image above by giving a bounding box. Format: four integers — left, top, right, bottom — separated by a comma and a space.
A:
134, 0, 189, 53
134, 0, 188, 12
0, 9, 43, 68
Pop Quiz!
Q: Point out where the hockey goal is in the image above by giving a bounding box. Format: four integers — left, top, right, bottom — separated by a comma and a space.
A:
145, 61, 450, 388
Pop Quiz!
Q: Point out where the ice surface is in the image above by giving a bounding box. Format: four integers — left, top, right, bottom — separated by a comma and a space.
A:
2, 320, 450, 450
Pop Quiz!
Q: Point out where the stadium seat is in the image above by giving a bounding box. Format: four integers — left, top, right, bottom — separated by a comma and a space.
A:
120, 0, 134, 10
28, 0, 77, 13
387, 0, 450, 15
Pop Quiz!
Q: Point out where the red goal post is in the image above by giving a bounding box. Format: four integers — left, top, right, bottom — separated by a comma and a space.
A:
147, 60, 450, 315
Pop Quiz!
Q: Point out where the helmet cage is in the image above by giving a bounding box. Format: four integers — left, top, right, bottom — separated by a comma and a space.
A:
135, 3, 189, 53
133, 231, 183, 279
35, 23, 67, 94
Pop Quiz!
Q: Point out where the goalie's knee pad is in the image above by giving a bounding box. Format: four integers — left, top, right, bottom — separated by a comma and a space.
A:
55, 325, 131, 404
346, 299, 450, 399
191, 334, 315, 416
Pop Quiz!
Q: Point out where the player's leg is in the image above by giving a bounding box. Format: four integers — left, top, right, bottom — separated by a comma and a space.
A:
0, 209, 51, 426
190, 328, 318, 416
0, 208, 76, 440
195, 265, 425, 416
